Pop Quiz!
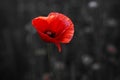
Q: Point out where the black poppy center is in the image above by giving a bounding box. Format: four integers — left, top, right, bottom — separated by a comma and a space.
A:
44, 31, 56, 38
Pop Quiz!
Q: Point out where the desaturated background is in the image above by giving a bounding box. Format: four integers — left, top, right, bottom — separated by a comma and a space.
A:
0, 0, 120, 80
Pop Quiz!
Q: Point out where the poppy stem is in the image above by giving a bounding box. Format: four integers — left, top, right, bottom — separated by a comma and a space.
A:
47, 43, 53, 72
55, 43, 61, 52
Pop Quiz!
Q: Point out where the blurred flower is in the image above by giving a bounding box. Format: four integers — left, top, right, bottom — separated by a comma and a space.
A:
107, 44, 117, 54
32, 12, 74, 52
42, 73, 51, 80
88, 1, 98, 8
106, 18, 117, 27
81, 55, 93, 66
84, 27, 93, 33
35, 48, 47, 56
54, 61, 65, 70
25, 22, 36, 34
92, 63, 101, 70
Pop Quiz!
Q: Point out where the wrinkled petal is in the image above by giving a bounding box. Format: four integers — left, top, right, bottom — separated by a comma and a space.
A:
38, 31, 57, 43
47, 12, 72, 36
38, 31, 62, 52
32, 16, 48, 32
56, 24, 74, 43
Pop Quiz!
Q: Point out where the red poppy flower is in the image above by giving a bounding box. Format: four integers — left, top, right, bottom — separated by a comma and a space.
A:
32, 12, 74, 52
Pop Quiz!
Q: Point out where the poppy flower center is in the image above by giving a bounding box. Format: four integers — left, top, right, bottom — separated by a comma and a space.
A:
44, 31, 56, 38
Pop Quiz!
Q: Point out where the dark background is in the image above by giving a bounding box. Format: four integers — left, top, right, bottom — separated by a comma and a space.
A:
0, 0, 120, 80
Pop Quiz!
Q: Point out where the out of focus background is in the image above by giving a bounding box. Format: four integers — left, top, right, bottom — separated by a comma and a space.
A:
1, 0, 120, 80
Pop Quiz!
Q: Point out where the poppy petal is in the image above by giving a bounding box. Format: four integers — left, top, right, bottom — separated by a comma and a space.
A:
56, 25, 74, 43
50, 13, 74, 43
38, 31, 62, 52
38, 31, 57, 43
55, 42, 61, 52
47, 12, 72, 36
32, 16, 48, 32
